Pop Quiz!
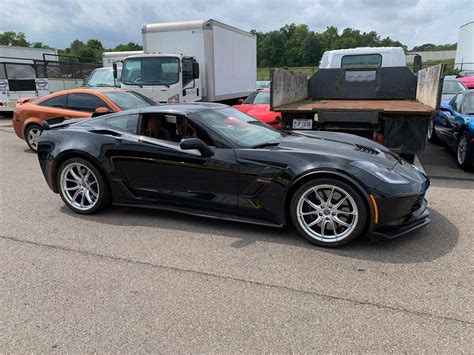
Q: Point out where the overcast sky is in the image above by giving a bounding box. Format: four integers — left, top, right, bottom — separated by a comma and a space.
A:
2, 0, 472, 49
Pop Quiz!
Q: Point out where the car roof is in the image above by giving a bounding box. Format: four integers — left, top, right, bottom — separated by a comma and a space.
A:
139, 102, 229, 115
36, 87, 126, 101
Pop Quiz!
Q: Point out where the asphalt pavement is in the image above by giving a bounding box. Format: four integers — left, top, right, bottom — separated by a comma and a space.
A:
0, 118, 473, 352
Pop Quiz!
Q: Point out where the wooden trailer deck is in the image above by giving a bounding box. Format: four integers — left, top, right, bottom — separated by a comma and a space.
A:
273, 99, 434, 115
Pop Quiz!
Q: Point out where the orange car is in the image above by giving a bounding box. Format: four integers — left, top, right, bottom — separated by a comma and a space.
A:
13, 88, 156, 151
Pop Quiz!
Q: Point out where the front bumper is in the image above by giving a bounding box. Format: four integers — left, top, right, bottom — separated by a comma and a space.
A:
370, 198, 430, 241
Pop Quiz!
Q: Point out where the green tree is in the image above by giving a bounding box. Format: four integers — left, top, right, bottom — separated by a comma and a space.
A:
0, 31, 30, 47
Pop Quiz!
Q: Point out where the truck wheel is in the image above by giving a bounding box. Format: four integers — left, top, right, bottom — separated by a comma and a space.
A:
457, 131, 473, 170
427, 117, 438, 143
290, 178, 367, 247
25, 124, 43, 152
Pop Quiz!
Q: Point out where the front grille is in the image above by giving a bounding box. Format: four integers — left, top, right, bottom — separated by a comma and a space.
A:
354, 144, 379, 154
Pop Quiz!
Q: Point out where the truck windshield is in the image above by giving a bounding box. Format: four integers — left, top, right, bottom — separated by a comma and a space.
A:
121, 57, 180, 86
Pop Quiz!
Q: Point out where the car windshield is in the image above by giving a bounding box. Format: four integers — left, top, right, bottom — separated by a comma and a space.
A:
256, 81, 271, 89
103, 91, 156, 110
191, 107, 284, 148
121, 56, 180, 86
244, 91, 270, 104
85, 69, 121, 87
442, 80, 467, 94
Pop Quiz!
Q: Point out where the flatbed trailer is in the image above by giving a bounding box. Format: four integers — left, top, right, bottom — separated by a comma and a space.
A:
271, 64, 444, 162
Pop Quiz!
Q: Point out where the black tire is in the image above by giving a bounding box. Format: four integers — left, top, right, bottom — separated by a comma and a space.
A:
427, 117, 438, 143
290, 178, 368, 247
456, 131, 473, 170
25, 124, 43, 152
57, 157, 111, 215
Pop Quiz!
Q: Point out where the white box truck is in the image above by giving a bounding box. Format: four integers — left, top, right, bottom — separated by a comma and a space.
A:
118, 19, 256, 104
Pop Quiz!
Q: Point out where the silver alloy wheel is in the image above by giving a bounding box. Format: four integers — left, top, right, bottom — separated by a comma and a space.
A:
427, 119, 433, 140
296, 184, 359, 242
27, 127, 42, 150
60, 162, 99, 211
457, 134, 468, 165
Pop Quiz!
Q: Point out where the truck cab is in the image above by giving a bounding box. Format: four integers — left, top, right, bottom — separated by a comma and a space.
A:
319, 47, 407, 69
119, 53, 200, 104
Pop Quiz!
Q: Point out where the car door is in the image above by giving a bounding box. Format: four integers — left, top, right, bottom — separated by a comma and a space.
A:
445, 93, 465, 148
36, 94, 89, 121
112, 113, 239, 213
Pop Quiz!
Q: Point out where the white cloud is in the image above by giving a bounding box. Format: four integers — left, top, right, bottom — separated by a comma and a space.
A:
1, 0, 472, 49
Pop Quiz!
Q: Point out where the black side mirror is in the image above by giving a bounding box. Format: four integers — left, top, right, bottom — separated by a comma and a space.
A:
180, 138, 214, 157
192, 62, 200, 79
413, 55, 422, 74
112, 63, 118, 79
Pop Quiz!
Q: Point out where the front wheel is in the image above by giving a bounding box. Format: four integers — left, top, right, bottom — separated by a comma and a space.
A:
25, 124, 43, 152
290, 178, 367, 247
457, 131, 473, 170
57, 158, 110, 214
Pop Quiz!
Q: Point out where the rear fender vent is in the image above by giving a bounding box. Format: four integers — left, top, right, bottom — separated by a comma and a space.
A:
354, 144, 379, 155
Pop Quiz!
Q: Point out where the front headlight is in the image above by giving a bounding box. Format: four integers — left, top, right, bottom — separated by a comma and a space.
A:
350, 161, 410, 184
168, 94, 179, 103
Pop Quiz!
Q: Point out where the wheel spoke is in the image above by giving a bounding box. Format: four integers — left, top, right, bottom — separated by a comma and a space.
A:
72, 189, 82, 202
299, 210, 318, 217
329, 218, 339, 237
327, 187, 335, 205
307, 215, 323, 228
333, 215, 351, 227
85, 190, 94, 204
76, 164, 85, 178
69, 169, 82, 183
304, 197, 322, 212
65, 185, 81, 191
80, 192, 85, 207
335, 209, 356, 216
334, 195, 348, 209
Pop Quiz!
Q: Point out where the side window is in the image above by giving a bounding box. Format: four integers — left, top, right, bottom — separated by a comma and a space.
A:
67, 93, 111, 112
38, 95, 66, 108
451, 94, 463, 112
456, 94, 464, 114
105, 113, 139, 134
142, 114, 213, 145
182, 58, 194, 87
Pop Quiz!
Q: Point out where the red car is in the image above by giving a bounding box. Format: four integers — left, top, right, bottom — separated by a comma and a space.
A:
233, 90, 281, 129
457, 70, 474, 89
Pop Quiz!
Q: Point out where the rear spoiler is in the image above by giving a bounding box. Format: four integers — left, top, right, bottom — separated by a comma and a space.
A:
42, 117, 87, 130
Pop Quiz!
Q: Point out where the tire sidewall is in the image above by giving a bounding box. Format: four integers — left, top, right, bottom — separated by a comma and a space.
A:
57, 157, 109, 214
457, 131, 472, 170
290, 178, 367, 247
25, 124, 43, 152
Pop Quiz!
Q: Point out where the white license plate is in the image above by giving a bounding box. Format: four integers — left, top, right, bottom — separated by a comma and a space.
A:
292, 119, 313, 129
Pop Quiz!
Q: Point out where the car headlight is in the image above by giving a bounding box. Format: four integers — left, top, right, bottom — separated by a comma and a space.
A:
350, 161, 410, 184
168, 94, 179, 103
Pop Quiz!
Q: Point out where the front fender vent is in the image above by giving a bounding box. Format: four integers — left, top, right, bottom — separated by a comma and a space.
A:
354, 144, 379, 155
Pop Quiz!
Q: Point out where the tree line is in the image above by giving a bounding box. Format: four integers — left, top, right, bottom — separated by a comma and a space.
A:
1, 29, 457, 67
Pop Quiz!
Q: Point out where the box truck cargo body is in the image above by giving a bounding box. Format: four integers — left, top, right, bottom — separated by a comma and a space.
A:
134, 19, 256, 103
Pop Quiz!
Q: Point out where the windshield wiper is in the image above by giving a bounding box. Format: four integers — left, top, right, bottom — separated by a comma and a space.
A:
252, 141, 280, 149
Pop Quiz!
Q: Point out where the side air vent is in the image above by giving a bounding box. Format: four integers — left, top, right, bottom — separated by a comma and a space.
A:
354, 144, 379, 155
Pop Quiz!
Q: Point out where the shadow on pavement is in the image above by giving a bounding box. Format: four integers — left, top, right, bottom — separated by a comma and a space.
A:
60, 204, 457, 264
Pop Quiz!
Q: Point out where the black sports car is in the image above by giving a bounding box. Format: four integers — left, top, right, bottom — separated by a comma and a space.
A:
37, 103, 430, 247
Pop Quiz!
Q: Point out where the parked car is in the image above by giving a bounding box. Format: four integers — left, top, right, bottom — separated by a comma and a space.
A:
428, 89, 474, 169
13, 88, 156, 151
457, 70, 474, 89
233, 90, 281, 128
256, 80, 271, 90
37, 103, 430, 248
83, 67, 121, 88
441, 78, 467, 103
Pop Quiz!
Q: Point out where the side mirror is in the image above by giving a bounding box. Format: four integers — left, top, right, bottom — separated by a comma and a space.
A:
180, 138, 214, 157
92, 107, 112, 117
192, 62, 200, 79
413, 55, 422, 74
238, 98, 244, 105
112, 63, 118, 79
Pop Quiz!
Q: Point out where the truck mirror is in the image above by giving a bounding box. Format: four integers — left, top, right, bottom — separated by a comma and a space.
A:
112, 63, 118, 79
413, 55, 422, 74
192, 62, 200, 79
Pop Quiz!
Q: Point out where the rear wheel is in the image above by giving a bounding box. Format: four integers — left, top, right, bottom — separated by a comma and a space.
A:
290, 178, 367, 247
457, 131, 473, 170
57, 158, 110, 214
25, 124, 43, 152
